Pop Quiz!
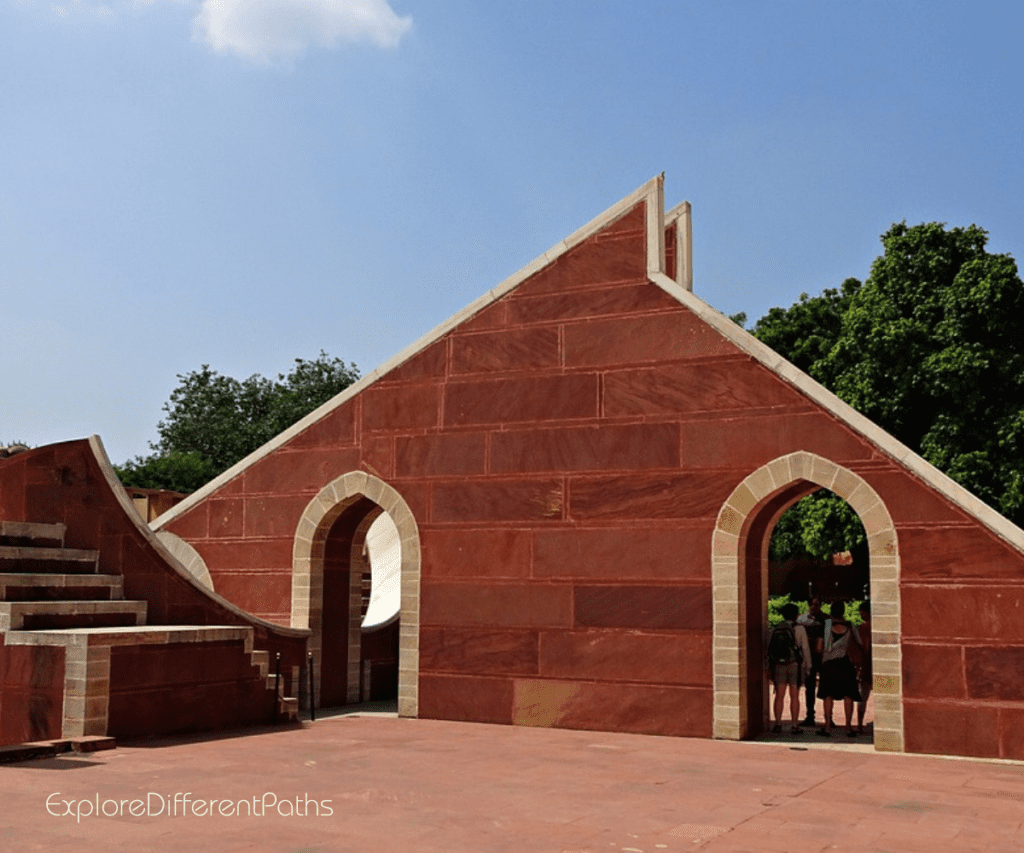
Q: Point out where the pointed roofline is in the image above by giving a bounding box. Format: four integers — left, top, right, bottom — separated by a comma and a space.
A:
642, 272, 1024, 555
154, 176, 1024, 560
665, 200, 693, 291
155, 176, 667, 527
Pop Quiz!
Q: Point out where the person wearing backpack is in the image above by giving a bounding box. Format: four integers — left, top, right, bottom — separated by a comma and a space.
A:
768, 603, 812, 734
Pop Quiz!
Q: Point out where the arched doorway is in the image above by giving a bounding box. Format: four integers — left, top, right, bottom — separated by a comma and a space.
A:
711, 451, 903, 751
291, 471, 420, 715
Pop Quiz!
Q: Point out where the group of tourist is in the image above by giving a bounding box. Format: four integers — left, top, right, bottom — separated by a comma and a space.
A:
767, 596, 872, 737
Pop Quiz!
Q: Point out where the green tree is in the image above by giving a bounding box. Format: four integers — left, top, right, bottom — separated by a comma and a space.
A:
752, 277, 861, 374
814, 222, 1024, 524
752, 280, 866, 563
768, 594, 864, 629
799, 491, 865, 558
116, 351, 360, 493
768, 490, 867, 563
754, 220, 1024, 559
115, 451, 219, 494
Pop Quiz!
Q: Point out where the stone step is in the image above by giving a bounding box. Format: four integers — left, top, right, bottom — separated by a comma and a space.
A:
62, 735, 116, 753
253, 650, 298, 722
0, 742, 60, 764
253, 650, 296, 722
0, 600, 147, 631
251, 649, 270, 679
4, 626, 298, 736
280, 697, 299, 722
0, 736, 117, 764
0, 574, 123, 602
0, 521, 65, 548
0, 546, 100, 574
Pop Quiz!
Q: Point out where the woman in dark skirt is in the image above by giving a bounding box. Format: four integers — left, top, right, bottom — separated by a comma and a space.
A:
816, 600, 863, 737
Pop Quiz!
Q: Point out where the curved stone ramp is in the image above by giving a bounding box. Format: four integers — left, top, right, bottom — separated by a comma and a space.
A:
0, 439, 309, 746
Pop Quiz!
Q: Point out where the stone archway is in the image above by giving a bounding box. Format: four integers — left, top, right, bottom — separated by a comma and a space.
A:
291, 471, 420, 716
711, 451, 903, 751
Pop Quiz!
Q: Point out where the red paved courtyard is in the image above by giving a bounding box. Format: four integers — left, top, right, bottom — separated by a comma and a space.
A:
2, 712, 1023, 853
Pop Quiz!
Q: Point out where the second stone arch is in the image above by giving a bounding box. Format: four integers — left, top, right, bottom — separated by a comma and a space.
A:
291, 471, 421, 716
711, 450, 903, 751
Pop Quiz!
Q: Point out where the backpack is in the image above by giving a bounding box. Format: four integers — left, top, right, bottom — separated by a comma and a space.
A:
768, 621, 801, 667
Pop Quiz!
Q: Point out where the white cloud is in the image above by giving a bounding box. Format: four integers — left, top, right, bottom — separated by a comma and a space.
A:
17, 0, 410, 63
191, 0, 412, 63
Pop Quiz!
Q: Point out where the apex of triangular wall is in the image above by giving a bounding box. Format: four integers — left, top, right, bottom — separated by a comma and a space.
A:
154, 175, 680, 525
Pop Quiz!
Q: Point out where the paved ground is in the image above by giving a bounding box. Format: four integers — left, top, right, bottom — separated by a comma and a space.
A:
2, 709, 1023, 853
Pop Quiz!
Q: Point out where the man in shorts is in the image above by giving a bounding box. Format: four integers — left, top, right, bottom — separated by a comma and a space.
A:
797, 595, 826, 726
768, 603, 812, 734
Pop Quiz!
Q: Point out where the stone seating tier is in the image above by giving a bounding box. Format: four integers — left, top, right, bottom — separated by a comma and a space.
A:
0, 520, 298, 744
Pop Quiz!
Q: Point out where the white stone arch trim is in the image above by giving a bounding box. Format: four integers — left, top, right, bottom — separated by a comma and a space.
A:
292, 471, 421, 717
711, 450, 903, 752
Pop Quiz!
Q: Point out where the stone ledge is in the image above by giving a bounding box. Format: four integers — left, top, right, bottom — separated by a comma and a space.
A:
0, 520, 66, 544
0, 736, 114, 764
0, 742, 58, 764
5, 625, 253, 648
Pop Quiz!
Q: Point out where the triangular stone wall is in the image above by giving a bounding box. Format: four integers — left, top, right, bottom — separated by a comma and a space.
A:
156, 177, 1024, 760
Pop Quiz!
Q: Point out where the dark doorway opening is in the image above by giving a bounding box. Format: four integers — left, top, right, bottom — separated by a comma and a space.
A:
752, 487, 874, 742
319, 497, 400, 708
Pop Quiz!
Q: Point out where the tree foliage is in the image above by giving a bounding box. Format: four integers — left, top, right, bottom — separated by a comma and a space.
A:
814, 222, 1024, 523
754, 221, 1024, 559
768, 594, 865, 629
115, 451, 219, 494
116, 351, 360, 493
768, 490, 867, 564
752, 277, 861, 374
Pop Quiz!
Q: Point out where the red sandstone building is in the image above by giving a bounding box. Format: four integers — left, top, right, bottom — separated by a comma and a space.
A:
4, 176, 1024, 760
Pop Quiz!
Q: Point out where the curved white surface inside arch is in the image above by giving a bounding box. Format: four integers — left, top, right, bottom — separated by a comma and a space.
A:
363, 512, 401, 629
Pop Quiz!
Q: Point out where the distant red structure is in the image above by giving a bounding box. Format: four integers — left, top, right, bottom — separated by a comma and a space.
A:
769, 552, 867, 602
6, 176, 1024, 760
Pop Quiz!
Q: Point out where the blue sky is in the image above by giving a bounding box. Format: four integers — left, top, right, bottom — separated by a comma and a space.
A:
3, 1, 1023, 464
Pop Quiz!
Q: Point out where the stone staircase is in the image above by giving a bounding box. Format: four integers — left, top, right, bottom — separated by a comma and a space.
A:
0, 520, 298, 742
